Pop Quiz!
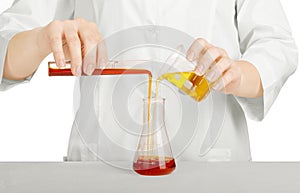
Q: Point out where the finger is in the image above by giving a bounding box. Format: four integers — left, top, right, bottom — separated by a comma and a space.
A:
223, 66, 242, 94
205, 57, 232, 83
196, 47, 227, 76
79, 31, 99, 57
82, 43, 97, 75
212, 79, 224, 92
186, 38, 208, 62
80, 33, 99, 75
83, 48, 97, 75
47, 21, 65, 68
64, 22, 82, 76
77, 20, 108, 70
96, 40, 108, 69
213, 67, 240, 92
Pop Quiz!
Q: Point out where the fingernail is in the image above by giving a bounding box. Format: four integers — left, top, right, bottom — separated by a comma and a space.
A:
213, 81, 224, 91
59, 59, 66, 68
206, 71, 217, 82
187, 51, 196, 62
75, 66, 82, 76
100, 58, 108, 67
197, 65, 205, 75
86, 64, 94, 75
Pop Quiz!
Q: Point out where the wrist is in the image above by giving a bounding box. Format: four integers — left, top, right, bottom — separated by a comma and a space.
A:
235, 60, 263, 98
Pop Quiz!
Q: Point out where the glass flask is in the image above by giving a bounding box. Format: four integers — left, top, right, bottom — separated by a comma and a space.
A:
158, 72, 210, 102
133, 98, 176, 176
157, 45, 211, 102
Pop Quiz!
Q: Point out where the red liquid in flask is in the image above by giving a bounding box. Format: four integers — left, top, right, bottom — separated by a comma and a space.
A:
133, 156, 176, 176
49, 61, 176, 176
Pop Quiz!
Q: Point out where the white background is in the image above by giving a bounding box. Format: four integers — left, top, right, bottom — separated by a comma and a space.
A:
0, 0, 299, 161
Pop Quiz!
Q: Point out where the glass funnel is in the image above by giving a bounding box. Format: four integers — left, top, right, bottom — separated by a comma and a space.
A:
133, 98, 176, 176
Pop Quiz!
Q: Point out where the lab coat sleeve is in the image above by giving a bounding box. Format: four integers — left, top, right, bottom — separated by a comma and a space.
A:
236, 0, 298, 121
0, 0, 74, 91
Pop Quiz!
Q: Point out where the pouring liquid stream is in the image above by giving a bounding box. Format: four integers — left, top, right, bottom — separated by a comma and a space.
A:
48, 62, 209, 176
134, 71, 209, 176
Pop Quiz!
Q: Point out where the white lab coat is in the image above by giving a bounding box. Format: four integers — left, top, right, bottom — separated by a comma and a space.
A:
0, 0, 298, 164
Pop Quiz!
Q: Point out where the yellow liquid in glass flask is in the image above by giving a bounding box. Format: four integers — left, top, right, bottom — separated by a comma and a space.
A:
157, 71, 210, 102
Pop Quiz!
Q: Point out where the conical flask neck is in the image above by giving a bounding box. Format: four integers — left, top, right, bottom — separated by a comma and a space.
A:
134, 98, 176, 176
144, 98, 165, 131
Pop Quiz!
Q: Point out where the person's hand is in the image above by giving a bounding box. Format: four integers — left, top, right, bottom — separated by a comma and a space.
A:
186, 38, 242, 95
37, 18, 107, 76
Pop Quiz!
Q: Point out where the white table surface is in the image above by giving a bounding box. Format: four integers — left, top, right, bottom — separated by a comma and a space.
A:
1, 161, 300, 193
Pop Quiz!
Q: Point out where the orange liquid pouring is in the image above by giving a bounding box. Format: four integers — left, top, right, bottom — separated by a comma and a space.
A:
48, 62, 176, 176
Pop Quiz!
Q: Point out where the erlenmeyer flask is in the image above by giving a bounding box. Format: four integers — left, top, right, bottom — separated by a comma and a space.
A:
133, 98, 176, 176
